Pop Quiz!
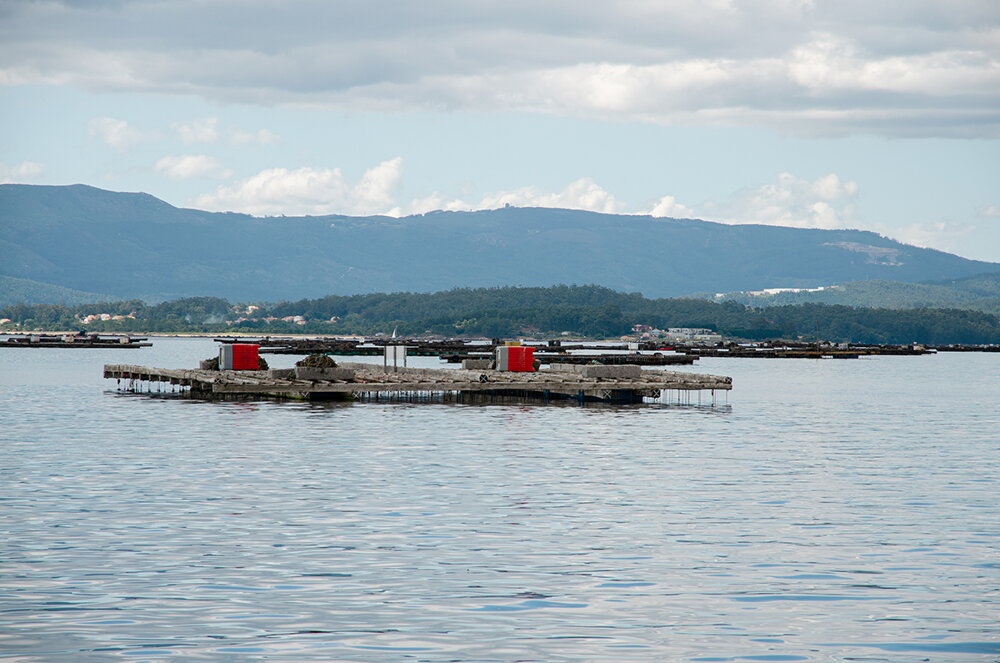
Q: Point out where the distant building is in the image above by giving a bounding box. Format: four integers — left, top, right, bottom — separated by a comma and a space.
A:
78, 312, 137, 324
665, 327, 722, 342
629, 324, 722, 342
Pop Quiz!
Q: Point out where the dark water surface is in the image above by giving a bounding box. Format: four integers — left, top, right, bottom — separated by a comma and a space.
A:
1, 338, 997, 661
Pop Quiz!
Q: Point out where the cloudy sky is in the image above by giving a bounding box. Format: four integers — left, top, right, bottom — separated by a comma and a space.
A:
2, 0, 999, 261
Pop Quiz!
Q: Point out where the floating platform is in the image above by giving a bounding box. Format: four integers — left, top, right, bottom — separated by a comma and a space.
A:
219, 337, 484, 357
104, 362, 732, 404
3, 334, 151, 349
216, 336, 953, 361
929, 344, 1000, 353
676, 342, 935, 358
681, 347, 862, 359
441, 352, 696, 366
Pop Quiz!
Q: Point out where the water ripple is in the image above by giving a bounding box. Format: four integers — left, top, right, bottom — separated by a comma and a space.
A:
1, 340, 997, 660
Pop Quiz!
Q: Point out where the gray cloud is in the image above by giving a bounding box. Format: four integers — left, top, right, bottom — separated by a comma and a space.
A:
1, 0, 998, 136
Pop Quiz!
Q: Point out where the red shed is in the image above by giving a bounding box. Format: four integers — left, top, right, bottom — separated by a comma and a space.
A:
220, 343, 260, 370
497, 345, 535, 372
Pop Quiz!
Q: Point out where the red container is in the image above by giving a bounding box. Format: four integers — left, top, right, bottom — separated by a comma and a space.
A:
507, 346, 535, 372
224, 343, 260, 370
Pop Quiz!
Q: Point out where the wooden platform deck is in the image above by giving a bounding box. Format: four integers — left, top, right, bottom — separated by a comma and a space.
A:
104, 362, 732, 404
441, 352, 697, 366
3, 334, 151, 349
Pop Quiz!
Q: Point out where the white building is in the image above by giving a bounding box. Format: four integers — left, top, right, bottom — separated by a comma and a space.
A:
665, 327, 722, 342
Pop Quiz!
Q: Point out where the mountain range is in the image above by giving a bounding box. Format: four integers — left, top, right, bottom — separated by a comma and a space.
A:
1, 183, 996, 303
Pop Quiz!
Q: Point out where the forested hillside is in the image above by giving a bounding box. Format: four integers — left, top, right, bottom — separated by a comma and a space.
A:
2, 184, 996, 302
3, 285, 998, 345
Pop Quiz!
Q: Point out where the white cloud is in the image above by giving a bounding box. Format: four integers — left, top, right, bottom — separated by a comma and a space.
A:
174, 117, 219, 144
0, 161, 44, 183
715, 172, 860, 229
647, 195, 695, 218
392, 174, 856, 232
788, 33, 1000, 97
88, 117, 141, 151
478, 178, 625, 214
3, 0, 998, 136
193, 157, 403, 216
351, 157, 404, 212
393, 192, 471, 216
978, 205, 1000, 218
154, 154, 232, 180
389, 177, 625, 217
393, 174, 855, 229
230, 128, 279, 145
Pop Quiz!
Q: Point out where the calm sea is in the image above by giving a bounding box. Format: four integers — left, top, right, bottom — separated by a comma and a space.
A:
1, 338, 997, 662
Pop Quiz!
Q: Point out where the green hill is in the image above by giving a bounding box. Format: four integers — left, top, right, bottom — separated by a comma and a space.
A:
1, 183, 996, 303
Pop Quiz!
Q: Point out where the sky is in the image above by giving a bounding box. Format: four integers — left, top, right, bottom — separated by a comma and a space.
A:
1, 0, 999, 262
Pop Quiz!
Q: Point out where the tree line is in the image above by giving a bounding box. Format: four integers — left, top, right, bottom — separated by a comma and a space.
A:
2, 286, 998, 344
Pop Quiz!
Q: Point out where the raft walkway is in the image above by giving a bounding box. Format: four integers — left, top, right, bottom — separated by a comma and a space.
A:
3, 334, 151, 349
104, 361, 732, 404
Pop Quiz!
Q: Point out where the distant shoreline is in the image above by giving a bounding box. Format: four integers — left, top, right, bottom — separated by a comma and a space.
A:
0, 331, 368, 340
